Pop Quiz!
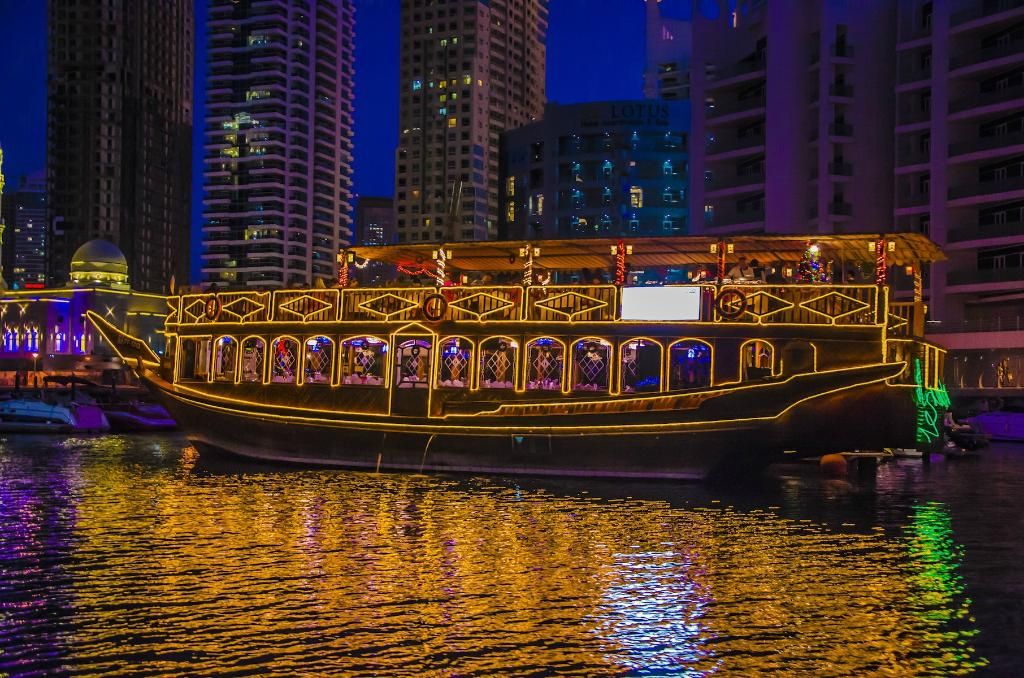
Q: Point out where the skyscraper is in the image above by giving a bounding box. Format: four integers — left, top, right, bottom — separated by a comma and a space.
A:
201, 0, 355, 288
47, 0, 193, 292
4, 171, 48, 289
395, 0, 548, 243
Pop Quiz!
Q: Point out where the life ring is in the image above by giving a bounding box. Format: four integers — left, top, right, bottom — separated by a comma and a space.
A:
715, 289, 747, 320
422, 293, 448, 321
204, 294, 221, 321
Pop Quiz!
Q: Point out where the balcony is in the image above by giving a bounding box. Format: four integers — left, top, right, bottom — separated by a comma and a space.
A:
705, 96, 767, 124
705, 133, 765, 159
949, 83, 1024, 115
949, 37, 1024, 72
832, 43, 855, 59
829, 122, 854, 138
704, 172, 766, 196
896, 149, 930, 167
828, 83, 854, 99
948, 266, 1024, 286
828, 161, 853, 177
932, 316, 1024, 333
827, 201, 853, 216
948, 221, 1024, 243
897, 108, 931, 127
948, 175, 1024, 201
706, 60, 766, 88
951, 0, 1024, 28
709, 209, 766, 228
898, 62, 931, 86
949, 131, 1024, 159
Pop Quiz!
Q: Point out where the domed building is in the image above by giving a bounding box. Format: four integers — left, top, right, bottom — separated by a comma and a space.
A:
0, 238, 165, 382
69, 239, 131, 290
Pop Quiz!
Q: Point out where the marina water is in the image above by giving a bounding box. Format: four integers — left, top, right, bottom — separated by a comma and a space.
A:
1, 435, 1021, 675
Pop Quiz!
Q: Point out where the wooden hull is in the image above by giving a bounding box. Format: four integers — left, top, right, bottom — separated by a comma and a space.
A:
146, 368, 915, 480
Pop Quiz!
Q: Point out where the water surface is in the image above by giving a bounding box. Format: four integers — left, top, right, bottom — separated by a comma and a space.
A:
1, 435, 1021, 675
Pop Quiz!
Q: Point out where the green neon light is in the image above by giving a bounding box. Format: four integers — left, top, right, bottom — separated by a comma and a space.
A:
913, 357, 950, 445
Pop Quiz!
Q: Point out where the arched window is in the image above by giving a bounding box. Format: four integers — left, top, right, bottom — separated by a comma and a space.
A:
240, 337, 266, 383
526, 338, 564, 391
620, 339, 662, 393
437, 337, 472, 388
669, 340, 713, 390
396, 338, 431, 389
573, 338, 612, 392
340, 336, 386, 386
54, 331, 66, 353
303, 336, 334, 384
26, 326, 39, 353
741, 340, 775, 381
213, 336, 237, 382
479, 337, 518, 389
270, 337, 299, 383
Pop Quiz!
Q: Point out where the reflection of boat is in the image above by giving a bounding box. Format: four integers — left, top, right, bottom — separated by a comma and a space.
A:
103, 402, 177, 432
967, 407, 1024, 442
88, 234, 949, 480
0, 398, 110, 433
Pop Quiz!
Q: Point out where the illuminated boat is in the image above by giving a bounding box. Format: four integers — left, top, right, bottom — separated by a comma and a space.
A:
88, 234, 950, 480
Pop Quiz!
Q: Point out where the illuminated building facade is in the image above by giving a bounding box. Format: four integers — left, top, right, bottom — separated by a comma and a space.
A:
201, 0, 355, 288
47, 0, 193, 292
395, 0, 548, 243
500, 100, 690, 239
0, 239, 165, 377
644, 0, 897, 237
894, 0, 1024, 392
2, 171, 48, 289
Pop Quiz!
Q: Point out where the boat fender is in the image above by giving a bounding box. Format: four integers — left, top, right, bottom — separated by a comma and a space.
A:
422, 293, 448, 321
715, 289, 747, 320
204, 293, 221, 321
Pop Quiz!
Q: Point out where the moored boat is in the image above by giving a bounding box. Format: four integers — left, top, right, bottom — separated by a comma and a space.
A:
0, 398, 110, 433
89, 234, 951, 479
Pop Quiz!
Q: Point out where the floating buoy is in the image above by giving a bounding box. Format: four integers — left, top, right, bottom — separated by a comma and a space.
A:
820, 453, 848, 478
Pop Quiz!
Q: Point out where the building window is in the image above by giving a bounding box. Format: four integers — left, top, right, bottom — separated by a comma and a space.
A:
601, 160, 613, 176
630, 186, 643, 208
663, 160, 674, 175
506, 202, 515, 222
448, 117, 457, 128
506, 176, 515, 196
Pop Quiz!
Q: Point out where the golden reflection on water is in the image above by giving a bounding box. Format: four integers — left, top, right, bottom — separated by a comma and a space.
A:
0, 436, 985, 676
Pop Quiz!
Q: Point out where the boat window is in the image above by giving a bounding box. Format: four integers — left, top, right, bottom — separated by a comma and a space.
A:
572, 338, 612, 392
669, 340, 712, 390
213, 336, 237, 382
240, 337, 266, 383
479, 337, 518, 389
270, 337, 300, 384
303, 336, 334, 385
437, 337, 472, 388
396, 339, 431, 389
526, 338, 564, 391
340, 337, 386, 386
620, 339, 662, 393
177, 337, 211, 382
742, 340, 775, 381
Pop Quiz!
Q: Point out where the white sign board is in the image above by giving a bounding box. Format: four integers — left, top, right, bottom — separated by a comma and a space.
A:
620, 286, 702, 321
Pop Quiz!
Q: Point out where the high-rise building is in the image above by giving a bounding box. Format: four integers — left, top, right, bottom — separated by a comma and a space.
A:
500, 100, 690, 240
47, 0, 193, 292
199, 0, 356, 288
674, 0, 897, 237
4, 171, 48, 289
201, 0, 355, 288
894, 0, 1024, 390
395, 0, 548, 244
355, 196, 396, 246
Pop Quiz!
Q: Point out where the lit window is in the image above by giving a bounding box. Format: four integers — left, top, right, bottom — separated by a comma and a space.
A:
663, 187, 676, 203
506, 202, 515, 222
630, 186, 643, 208
535, 194, 544, 215
462, 74, 472, 85
601, 160, 613, 176
506, 176, 515, 196
663, 160, 673, 175
448, 117, 457, 128
412, 79, 423, 91
439, 107, 447, 116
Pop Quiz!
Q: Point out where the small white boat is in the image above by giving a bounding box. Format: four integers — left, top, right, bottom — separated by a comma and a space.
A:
0, 398, 110, 433
968, 408, 1024, 443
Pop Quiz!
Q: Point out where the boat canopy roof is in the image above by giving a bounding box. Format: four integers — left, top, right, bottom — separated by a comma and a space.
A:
348, 233, 945, 273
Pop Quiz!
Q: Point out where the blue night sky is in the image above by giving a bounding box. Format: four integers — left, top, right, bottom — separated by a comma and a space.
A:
0, 0, 646, 280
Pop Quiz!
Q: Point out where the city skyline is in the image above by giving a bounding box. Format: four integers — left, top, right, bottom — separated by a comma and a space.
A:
0, 0, 648, 280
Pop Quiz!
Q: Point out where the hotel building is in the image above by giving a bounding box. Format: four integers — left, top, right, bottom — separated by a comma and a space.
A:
395, 0, 548, 243
47, 0, 193, 293
201, 0, 355, 288
3, 171, 48, 289
500, 100, 690, 240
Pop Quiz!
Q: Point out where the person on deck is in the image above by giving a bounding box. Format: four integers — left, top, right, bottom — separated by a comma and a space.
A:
726, 256, 755, 281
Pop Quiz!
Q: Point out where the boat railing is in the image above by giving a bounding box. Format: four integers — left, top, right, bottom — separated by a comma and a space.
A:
172, 283, 888, 328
